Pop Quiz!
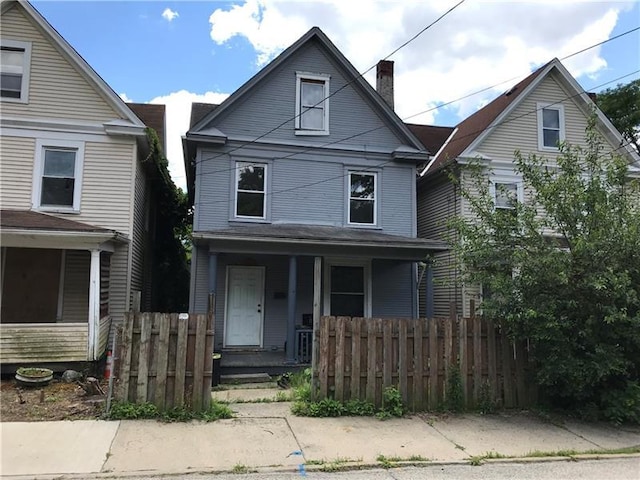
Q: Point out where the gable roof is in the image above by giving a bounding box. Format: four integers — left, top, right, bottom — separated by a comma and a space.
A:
187, 27, 425, 151
190, 103, 219, 129
2, 0, 145, 134
421, 58, 640, 177
128, 103, 166, 151
406, 124, 455, 158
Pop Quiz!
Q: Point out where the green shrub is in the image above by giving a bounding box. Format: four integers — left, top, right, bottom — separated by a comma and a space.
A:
600, 381, 640, 424
444, 364, 465, 412
477, 380, 496, 414
108, 400, 232, 422
377, 387, 405, 419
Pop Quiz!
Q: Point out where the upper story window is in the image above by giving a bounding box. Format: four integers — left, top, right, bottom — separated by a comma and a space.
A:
295, 72, 330, 135
235, 161, 266, 219
33, 139, 84, 212
0, 39, 32, 103
348, 172, 376, 225
537, 103, 565, 150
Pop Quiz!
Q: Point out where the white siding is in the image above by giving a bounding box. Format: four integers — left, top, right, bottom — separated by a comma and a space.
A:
475, 72, 620, 164
0, 5, 122, 123
0, 323, 89, 363
61, 250, 89, 323
0, 136, 35, 209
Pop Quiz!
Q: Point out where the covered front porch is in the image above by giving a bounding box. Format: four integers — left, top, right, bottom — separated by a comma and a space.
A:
191, 224, 445, 371
0, 210, 126, 368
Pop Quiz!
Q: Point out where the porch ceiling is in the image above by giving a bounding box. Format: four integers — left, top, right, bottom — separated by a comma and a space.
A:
193, 224, 446, 261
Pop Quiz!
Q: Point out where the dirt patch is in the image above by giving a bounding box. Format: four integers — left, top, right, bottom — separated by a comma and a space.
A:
1, 378, 107, 422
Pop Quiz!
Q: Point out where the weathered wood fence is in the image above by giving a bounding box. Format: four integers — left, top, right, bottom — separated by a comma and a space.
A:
313, 314, 535, 411
115, 311, 214, 411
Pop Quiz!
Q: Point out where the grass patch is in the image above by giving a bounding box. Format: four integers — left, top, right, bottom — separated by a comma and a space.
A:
376, 454, 429, 468
107, 400, 233, 422
231, 463, 256, 474
468, 445, 640, 465
307, 457, 361, 472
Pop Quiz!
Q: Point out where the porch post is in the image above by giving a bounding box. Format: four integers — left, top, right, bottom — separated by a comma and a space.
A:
425, 260, 434, 318
285, 255, 297, 363
88, 249, 101, 361
208, 252, 218, 314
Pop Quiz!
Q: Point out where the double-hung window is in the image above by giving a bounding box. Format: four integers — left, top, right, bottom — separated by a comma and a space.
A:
33, 140, 84, 212
537, 103, 565, 150
0, 40, 31, 102
494, 182, 518, 210
295, 72, 330, 135
348, 172, 376, 225
235, 162, 266, 219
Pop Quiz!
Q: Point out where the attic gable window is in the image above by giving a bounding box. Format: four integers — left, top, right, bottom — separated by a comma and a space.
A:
537, 103, 565, 150
0, 40, 31, 102
295, 72, 330, 135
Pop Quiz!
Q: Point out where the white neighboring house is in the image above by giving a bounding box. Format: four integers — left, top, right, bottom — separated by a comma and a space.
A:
414, 58, 640, 318
0, 0, 164, 368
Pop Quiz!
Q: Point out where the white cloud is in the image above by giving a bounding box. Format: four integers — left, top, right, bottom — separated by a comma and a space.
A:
148, 90, 230, 191
207, 0, 632, 125
119, 92, 133, 103
162, 8, 179, 22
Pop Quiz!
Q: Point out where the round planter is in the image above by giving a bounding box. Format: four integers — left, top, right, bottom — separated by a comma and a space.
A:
15, 367, 54, 387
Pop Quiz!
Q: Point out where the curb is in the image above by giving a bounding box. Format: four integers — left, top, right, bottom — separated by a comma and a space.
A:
4, 453, 638, 479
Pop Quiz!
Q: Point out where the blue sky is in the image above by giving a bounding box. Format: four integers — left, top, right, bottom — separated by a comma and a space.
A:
31, 1, 640, 190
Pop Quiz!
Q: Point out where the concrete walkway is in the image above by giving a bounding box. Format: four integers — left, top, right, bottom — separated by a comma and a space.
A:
1, 395, 639, 479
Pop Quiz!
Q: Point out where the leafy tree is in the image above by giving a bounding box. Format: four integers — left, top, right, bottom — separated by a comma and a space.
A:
596, 79, 640, 153
144, 128, 191, 312
449, 117, 640, 422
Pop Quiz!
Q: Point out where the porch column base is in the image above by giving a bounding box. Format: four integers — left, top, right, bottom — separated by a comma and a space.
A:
88, 249, 101, 361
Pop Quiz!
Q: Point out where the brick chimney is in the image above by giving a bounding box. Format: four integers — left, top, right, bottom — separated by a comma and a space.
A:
376, 60, 394, 109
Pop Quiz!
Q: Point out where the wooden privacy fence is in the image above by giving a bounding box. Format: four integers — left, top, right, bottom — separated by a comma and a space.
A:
313, 315, 536, 411
115, 312, 214, 412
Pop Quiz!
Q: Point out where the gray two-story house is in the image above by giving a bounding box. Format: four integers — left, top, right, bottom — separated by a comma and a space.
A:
183, 27, 444, 369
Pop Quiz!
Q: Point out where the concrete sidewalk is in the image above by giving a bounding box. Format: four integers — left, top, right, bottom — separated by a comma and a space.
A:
2, 397, 639, 479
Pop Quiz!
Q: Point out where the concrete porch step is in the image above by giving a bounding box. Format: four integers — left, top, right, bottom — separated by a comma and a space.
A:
220, 373, 272, 384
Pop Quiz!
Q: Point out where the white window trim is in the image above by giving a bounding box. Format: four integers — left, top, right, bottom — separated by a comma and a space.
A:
537, 102, 565, 151
295, 71, 330, 136
347, 171, 378, 226
32, 138, 85, 213
1, 39, 32, 104
490, 178, 523, 211
234, 161, 267, 220
323, 258, 372, 317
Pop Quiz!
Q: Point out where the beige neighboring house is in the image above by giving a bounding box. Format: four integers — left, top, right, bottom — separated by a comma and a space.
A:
415, 58, 640, 318
0, 0, 163, 368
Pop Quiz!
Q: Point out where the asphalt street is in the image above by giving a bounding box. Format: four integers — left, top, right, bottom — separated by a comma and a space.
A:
118, 457, 640, 480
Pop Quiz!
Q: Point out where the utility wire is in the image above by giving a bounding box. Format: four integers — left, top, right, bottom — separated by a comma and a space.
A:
188, 23, 640, 181
193, 69, 639, 209
188, 0, 467, 170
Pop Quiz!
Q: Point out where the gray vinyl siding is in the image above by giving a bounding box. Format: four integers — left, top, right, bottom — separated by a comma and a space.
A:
371, 260, 414, 318
196, 143, 416, 236
61, 250, 89, 323
417, 249, 461, 318
192, 245, 210, 314
208, 39, 406, 150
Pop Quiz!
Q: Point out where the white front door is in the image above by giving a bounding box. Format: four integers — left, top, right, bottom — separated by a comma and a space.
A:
225, 266, 265, 347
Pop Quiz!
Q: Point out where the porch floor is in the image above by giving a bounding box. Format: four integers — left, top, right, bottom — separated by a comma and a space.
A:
219, 351, 309, 376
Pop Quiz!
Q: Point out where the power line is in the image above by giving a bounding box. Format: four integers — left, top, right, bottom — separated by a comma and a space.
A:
189, 0, 467, 169
189, 23, 640, 182
192, 69, 639, 210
